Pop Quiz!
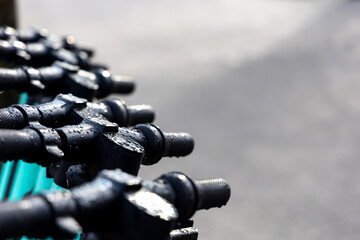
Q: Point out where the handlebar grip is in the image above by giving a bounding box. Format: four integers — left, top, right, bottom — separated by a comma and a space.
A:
163, 132, 194, 157
99, 99, 154, 126
109, 75, 135, 94
133, 124, 194, 165
169, 227, 199, 240
95, 69, 135, 98
155, 172, 230, 221
62, 35, 95, 57
17, 28, 44, 42
0, 107, 26, 129
0, 196, 53, 239
25, 43, 50, 59
194, 178, 231, 210
0, 40, 15, 57
38, 65, 67, 87
0, 128, 43, 161
0, 68, 28, 90
127, 105, 155, 126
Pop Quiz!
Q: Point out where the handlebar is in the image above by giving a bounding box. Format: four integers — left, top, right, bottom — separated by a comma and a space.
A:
151, 172, 230, 221
0, 169, 230, 239
93, 69, 135, 98
0, 196, 57, 239
0, 26, 94, 68
0, 26, 45, 42
0, 63, 135, 100
0, 93, 153, 129
0, 120, 193, 181
0, 107, 26, 129
0, 128, 43, 160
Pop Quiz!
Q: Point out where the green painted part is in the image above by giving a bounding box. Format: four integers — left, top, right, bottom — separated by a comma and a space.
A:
8, 161, 40, 201
19, 93, 28, 104
33, 167, 53, 194
50, 181, 64, 190
0, 161, 14, 199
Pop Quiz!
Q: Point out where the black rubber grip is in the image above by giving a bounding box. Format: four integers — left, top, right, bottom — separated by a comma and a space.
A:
154, 172, 229, 221
38, 65, 67, 86
133, 124, 194, 165
169, 227, 199, 240
194, 178, 231, 210
0, 107, 26, 129
101, 99, 154, 127
17, 28, 43, 42
94, 70, 135, 98
0, 196, 53, 238
163, 132, 194, 157
110, 75, 135, 94
0, 40, 15, 57
25, 43, 50, 59
127, 105, 155, 126
0, 128, 43, 161
0, 68, 28, 90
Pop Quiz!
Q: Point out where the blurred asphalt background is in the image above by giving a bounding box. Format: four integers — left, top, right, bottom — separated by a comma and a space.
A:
17, 0, 360, 239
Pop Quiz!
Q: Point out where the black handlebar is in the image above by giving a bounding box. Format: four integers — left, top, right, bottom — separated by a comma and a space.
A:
0, 107, 25, 128
0, 98, 192, 186
0, 26, 94, 69
0, 26, 229, 240
0, 169, 230, 239
0, 128, 42, 160
0, 93, 153, 129
93, 69, 135, 98
0, 68, 28, 90
0, 63, 135, 100
0, 196, 56, 239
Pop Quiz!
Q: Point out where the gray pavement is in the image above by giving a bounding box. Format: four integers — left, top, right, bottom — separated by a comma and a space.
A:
18, 0, 360, 239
